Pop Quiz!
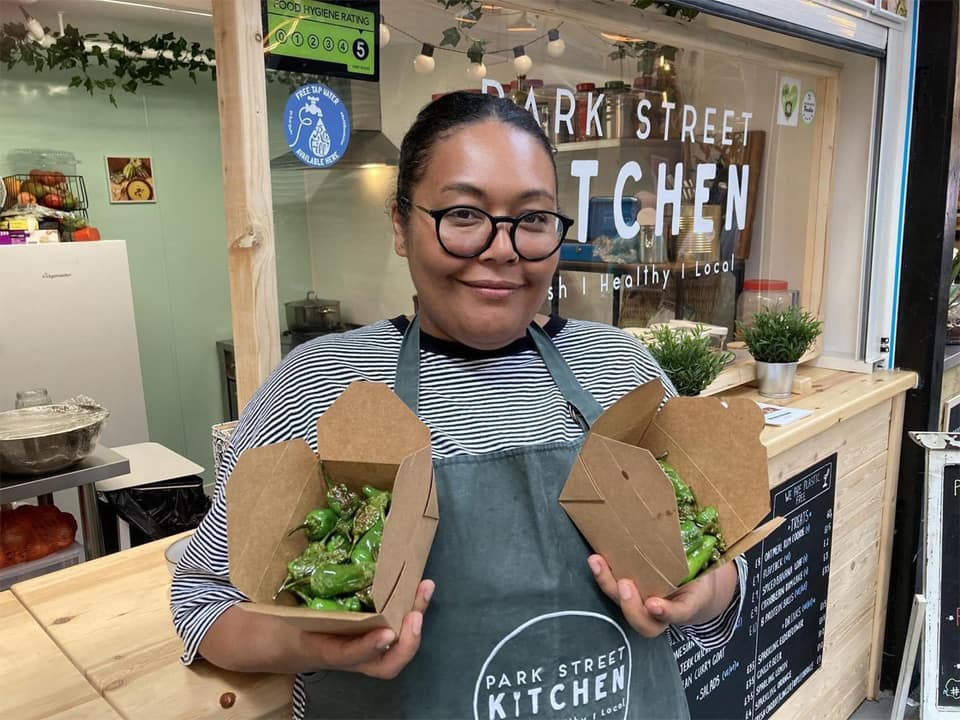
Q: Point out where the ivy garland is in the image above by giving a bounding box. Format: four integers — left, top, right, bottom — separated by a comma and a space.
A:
0, 21, 216, 106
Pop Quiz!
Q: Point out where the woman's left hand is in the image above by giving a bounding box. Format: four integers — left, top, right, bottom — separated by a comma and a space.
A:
588, 554, 739, 638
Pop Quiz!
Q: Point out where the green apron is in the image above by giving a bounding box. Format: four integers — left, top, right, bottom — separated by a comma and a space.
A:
303, 317, 689, 720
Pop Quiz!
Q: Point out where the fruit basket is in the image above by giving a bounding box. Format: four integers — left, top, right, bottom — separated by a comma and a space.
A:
3, 172, 88, 213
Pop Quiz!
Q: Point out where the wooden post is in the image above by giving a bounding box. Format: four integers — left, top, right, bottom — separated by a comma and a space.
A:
211, 0, 280, 410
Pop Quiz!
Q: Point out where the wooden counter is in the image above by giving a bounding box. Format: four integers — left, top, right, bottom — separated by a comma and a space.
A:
0, 590, 122, 719
4, 367, 915, 720
10, 534, 293, 720
722, 366, 916, 720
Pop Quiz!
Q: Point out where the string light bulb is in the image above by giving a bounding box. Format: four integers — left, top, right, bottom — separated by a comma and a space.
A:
466, 60, 487, 80
512, 46, 532, 75
413, 43, 435, 74
546, 28, 565, 57
379, 15, 390, 48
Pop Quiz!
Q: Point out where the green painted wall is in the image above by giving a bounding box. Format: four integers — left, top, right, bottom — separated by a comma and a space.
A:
0, 60, 312, 483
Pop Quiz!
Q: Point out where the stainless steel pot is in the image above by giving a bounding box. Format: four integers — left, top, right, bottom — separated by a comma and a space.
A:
285, 292, 341, 332
0, 403, 109, 476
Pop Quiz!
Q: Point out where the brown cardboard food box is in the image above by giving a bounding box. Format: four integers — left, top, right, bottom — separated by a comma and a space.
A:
226, 381, 438, 635
560, 379, 783, 598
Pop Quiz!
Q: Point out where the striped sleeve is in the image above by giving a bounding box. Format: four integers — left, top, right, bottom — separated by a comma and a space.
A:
168, 340, 338, 665
667, 555, 748, 650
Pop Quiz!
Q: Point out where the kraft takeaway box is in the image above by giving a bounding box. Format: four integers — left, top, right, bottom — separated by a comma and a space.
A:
560, 379, 783, 598
226, 381, 438, 635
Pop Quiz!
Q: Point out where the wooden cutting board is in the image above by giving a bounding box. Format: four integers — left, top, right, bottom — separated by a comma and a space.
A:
11, 533, 292, 719
0, 590, 121, 719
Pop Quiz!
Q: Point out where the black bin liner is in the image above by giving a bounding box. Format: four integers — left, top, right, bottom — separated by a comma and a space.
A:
97, 476, 211, 553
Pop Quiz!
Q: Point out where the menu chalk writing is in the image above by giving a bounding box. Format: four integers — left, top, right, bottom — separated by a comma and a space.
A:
671, 454, 836, 720
940, 465, 960, 707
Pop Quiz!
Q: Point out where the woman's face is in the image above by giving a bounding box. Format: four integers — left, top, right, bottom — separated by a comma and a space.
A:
392, 120, 560, 350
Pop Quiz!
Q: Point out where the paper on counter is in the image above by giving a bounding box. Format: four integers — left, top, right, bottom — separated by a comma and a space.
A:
756, 402, 813, 426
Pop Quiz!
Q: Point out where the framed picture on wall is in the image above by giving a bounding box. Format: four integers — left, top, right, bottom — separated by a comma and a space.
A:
106, 156, 157, 204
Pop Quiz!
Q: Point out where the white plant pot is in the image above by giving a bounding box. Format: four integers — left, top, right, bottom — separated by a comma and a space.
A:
755, 361, 797, 399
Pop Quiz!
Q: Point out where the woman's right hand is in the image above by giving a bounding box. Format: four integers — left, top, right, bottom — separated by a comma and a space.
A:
301, 579, 434, 679
197, 579, 435, 677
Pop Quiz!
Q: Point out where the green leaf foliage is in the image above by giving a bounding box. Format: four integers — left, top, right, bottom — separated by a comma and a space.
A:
440, 26, 462, 48
739, 306, 823, 363
645, 325, 733, 397
0, 23, 215, 106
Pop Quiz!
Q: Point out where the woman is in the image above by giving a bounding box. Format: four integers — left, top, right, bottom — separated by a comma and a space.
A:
172, 91, 744, 719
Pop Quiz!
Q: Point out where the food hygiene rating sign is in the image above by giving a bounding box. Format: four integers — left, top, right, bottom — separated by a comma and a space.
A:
262, 0, 379, 81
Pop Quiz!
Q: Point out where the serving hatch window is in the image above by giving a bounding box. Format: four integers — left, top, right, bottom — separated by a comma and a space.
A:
298, 1, 876, 357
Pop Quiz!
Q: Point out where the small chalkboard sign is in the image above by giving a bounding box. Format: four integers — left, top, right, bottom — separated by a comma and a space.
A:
897, 433, 960, 717
671, 454, 837, 720
937, 465, 960, 710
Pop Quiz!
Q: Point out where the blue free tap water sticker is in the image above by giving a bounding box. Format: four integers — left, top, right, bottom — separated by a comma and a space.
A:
284, 83, 351, 168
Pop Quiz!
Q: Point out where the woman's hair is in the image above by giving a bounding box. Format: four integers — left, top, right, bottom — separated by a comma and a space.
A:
395, 91, 557, 220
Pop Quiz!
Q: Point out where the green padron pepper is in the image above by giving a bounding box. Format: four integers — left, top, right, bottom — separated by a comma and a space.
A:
307, 596, 365, 612
309, 561, 376, 598
308, 597, 346, 612
325, 533, 349, 552
362, 485, 391, 510
288, 508, 337, 542
355, 586, 375, 611
679, 519, 703, 554
326, 483, 361, 518
287, 555, 321, 582
682, 534, 718, 584
338, 595, 363, 612
658, 460, 696, 519
335, 513, 355, 540
694, 506, 727, 552
351, 519, 383, 564
351, 502, 380, 540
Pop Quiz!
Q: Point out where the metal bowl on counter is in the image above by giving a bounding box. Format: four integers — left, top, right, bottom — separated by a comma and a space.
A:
0, 404, 110, 476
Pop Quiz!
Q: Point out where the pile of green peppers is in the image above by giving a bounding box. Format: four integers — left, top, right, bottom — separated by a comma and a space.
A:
279, 481, 391, 613
658, 459, 727, 584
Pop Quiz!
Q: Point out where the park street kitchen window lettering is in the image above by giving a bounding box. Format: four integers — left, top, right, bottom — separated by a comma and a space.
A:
484, 80, 753, 246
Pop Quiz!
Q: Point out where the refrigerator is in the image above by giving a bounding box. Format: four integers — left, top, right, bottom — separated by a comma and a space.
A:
0, 240, 149, 447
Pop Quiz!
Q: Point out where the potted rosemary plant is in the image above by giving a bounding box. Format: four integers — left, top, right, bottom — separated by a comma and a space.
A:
645, 324, 733, 396
740, 306, 823, 398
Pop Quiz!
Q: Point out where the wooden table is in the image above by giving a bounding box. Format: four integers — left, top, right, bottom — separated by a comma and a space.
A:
11, 534, 293, 719
0, 590, 122, 719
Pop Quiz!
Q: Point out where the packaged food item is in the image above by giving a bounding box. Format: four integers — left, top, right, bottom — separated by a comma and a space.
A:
560, 378, 782, 598
227, 381, 437, 635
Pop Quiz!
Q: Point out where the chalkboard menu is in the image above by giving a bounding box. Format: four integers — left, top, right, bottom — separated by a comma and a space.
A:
671, 454, 837, 720
940, 465, 960, 707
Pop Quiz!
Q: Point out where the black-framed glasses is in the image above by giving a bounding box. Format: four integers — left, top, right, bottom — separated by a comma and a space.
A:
402, 199, 574, 261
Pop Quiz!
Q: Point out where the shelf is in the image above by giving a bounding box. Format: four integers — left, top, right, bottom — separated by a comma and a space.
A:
0, 445, 130, 504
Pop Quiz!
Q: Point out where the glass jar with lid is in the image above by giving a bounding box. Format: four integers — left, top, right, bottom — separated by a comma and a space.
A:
736, 279, 792, 328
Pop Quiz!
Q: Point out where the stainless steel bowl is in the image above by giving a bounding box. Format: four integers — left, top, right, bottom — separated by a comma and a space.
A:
0, 404, 110, 476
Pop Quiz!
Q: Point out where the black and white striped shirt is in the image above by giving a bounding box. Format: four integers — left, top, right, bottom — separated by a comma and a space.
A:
171, 316, 746, 719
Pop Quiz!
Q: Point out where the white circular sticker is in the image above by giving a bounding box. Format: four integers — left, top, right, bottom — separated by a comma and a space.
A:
801, 90, 816, 125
